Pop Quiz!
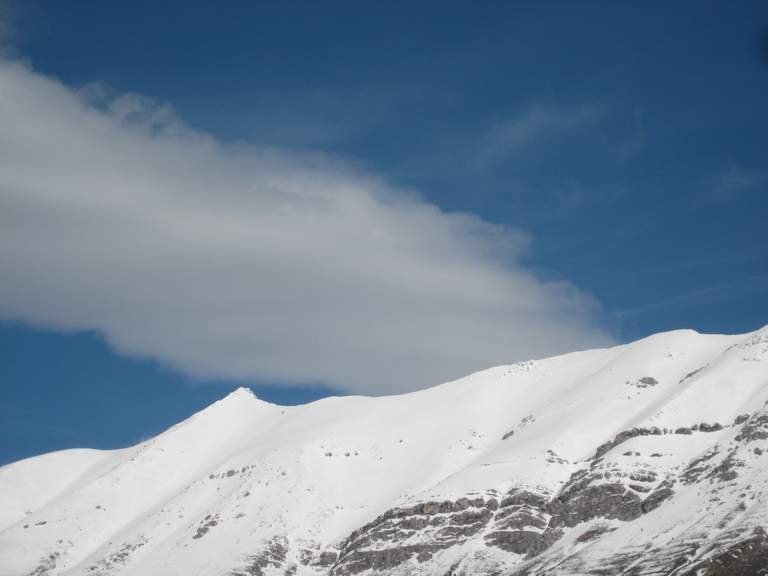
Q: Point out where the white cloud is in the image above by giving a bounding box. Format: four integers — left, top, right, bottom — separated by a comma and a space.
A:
476, 104, 601, 167
0, 58, 612, 394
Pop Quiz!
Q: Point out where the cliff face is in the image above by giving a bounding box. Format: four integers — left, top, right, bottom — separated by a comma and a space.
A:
1, 326, 767, 576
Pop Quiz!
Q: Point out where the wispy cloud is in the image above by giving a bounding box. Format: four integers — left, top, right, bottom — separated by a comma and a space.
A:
475, 104, 601, 167
617, 272, 768, 319
0, 58, 611, 394
711, 165, 767, 200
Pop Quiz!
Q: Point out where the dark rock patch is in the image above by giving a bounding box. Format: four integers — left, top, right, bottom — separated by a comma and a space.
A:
575, 524, 617, 543
699, 422, 724, 433
485, 528, 561, 557
735, 411, 768, 443
549, 481, 643, 527
679, 366, 706, 384
232, 536, 289, 576
628, 470, 657, 483
677, 528, 768, 576
682, 446, 720, 484
330, 496, 499, 575
594, 427, 663, 459
627, 376, 659, 389
312, 551, 338, 567
86, 538, 149, 575
30, 551, 61, 576
333, 545, 443, 575
500, 489, 548, 510
708, 450, 743, 483
193, 514, 219, 540
641, 481, 675, 513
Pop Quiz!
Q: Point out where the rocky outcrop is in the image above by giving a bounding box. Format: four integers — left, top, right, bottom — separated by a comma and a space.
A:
708, 450, 744, 482
232, 536, 291, 576
699, 422, 724, 432
626, 376, 659, 388
273, 402, 765, 576
549, 474, 643, 527
485, 489, 558, 556
29, 552, 61, 576
677, 528, 768, 576
326, 458, 685, 575
193, 513, 219, 539
641, 480, 675, 513
735, 409, 768, 443
329, 496, 498, 575
593, 427, 663, 459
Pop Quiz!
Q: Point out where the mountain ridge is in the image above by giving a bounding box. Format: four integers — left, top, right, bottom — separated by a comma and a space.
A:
1, 325, 767, 576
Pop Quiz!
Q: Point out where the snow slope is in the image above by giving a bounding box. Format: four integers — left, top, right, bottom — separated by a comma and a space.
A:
1, 326, 767, 576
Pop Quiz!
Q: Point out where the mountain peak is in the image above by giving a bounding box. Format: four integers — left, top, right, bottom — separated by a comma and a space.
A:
208, 385, 276, 411
225, 385, 258, 401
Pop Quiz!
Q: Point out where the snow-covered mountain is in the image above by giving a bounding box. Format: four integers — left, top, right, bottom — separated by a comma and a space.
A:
2, 326, 768, 576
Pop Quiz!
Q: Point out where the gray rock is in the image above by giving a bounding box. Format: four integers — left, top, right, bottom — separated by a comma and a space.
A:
329, 495, 499, 575
676, 528, 768, 576
594, 427, 663, 459
233, 536, 289, 576
699, 422, 723, 432
734, 413, 750, 425
735, 410, 768, 443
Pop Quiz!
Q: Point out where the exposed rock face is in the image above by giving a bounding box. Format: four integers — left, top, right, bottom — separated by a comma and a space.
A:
329, 497, 498, 575
318, 404, 767, 576
593, 426, 663, 459
325, 457, 688, 575
85, 538, 148, 575
192, 513, 219, 539
734, 413, 750, 425
677, 528, 768, 576
549, 473, 644, 526
325, 467, 687, 575
699, 422, 724, 432
232, 536, 291, 576
735, 408, 768, 443
682, 445, 721, 484
29, 552, 61, 576
485, 489, 557, 556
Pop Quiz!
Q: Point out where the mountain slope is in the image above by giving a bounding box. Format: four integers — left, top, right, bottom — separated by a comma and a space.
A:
1, 326, 767, 576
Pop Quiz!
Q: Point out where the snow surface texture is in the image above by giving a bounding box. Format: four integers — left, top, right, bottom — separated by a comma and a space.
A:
1, 326, 767, 576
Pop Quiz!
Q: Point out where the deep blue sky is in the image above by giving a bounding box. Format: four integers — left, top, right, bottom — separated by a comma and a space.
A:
1, 0, 767, 465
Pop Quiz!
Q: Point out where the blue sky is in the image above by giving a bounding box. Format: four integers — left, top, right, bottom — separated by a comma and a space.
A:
1, 0, 767, 465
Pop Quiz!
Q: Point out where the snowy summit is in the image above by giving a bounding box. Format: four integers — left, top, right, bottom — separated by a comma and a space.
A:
1, 326, 768, 575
